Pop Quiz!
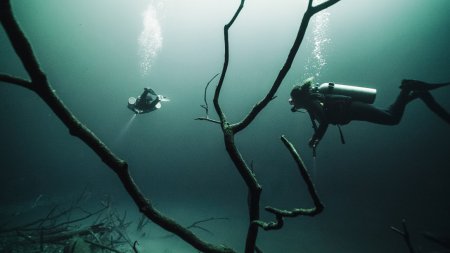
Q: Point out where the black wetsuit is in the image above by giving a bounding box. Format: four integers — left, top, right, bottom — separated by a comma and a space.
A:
135, 89, 160, 113
310, 90, 410, 142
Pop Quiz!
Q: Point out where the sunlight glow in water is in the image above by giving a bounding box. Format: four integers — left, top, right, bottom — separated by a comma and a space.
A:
304, 9, 331, 79
138, 3, 163, 76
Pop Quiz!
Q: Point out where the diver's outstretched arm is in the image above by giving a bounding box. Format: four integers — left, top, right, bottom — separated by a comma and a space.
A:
147, 88, 157, 96
418, 91, 450, 125
148, 96, 161, 109
310, 122, 328, 148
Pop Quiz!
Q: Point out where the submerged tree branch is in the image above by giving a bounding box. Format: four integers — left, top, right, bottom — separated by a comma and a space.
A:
253, 135, 323, 231
0, 73, 33, 90
0, 1, 235, 253
213, 0, 245, 125
195, 117, 221, 124
211, 1, 264, 253
201, 73, 220, 117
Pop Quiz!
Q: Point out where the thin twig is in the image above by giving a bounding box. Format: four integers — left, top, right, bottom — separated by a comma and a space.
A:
187, 217, 229, 235
161, 217, 229, 239
201, 73, 220, 117
0, 73, 33, 90
84, 239, 124, 253
195, 117, 221, 124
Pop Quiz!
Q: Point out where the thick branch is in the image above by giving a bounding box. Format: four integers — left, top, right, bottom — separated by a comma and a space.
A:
213, 0, 245, 125
223, 132, 262, 253
0, 1, 45, 84
196, 73, 221, 124
254, 135, 323, 231
0, 1, 235, 253
195, 117, 221, 124
208, 1, 263, 252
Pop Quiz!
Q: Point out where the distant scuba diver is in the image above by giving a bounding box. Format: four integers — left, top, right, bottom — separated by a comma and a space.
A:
289, 78, 450, 152
127, 87, 169, 114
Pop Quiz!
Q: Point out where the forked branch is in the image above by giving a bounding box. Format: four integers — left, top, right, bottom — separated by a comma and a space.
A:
253, 135, 323, 230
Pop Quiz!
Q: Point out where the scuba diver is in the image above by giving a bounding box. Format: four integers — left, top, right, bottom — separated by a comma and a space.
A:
127, 87, 169, 114
289, 79, 450, 153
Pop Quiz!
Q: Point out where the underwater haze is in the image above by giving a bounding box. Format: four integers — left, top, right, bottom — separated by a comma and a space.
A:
1, 0, 450, 252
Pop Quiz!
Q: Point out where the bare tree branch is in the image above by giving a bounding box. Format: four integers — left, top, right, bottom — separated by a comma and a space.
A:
213, 0, 245, 125
161, 217, 230, 239
196, 73, 222, 123
0, 73, 33, 90
187, 217, 229, 235
195, 117, 222, 124
200, 73, 220, 117
253, 135, 323, 231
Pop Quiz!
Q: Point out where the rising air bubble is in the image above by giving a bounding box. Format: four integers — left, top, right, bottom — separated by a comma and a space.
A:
138, 3, 163, 77
304, 8, 330, 79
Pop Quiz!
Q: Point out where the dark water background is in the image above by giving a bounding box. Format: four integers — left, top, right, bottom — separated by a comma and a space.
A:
1, 0, 450, 252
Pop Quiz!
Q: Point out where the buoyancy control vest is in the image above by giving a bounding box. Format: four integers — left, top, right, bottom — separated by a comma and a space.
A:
310, 82, 377, 148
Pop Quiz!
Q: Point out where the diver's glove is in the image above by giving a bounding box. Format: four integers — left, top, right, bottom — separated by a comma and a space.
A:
308, 137, 319, 149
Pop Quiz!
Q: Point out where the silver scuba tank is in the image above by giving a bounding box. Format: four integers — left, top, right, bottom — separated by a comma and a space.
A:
317, 82, 377, 104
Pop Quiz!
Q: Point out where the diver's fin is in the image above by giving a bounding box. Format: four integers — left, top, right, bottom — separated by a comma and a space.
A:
401, 80, 450, 91
417, 91, 450, 125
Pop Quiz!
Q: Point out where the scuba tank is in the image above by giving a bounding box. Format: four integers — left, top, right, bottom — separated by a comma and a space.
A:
317, 82, 377, 104
308, 82, 377, 153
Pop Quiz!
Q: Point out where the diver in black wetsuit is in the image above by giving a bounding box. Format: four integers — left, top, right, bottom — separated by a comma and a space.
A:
135, 87, 161, 112
127, 87, 169, 114
289, 79, 450, 149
